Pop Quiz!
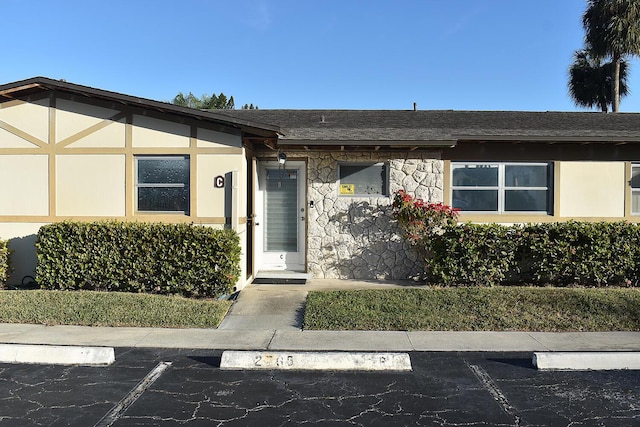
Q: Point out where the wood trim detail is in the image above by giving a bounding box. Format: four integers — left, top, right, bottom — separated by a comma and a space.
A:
56, 111, 127, 148
0, 119, 47, 148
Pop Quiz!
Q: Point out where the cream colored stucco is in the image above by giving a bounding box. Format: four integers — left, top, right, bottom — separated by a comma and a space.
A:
56, 155, 126, 216
0, 128, 42, 149
559, 161, 625, 218
63, 118, 126, 148
197, 128, 241, 148
0, 222, 47, 286
56, 99, 124, 146
196, 154, 245, 218
0, 99, 49, 144
0, 155, 49, 216
132, 115, 190, 147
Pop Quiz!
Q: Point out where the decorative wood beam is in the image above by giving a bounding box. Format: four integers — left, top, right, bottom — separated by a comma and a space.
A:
0, 119, 47, 148
57, 111, 127, 148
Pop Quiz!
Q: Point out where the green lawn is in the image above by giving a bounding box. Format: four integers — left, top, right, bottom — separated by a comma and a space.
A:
0, 290, 231, 328
303, 287, 640, 331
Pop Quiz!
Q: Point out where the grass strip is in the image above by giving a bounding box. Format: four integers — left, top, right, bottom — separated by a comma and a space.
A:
0, 290, 231, 328
303, 287, 640, 331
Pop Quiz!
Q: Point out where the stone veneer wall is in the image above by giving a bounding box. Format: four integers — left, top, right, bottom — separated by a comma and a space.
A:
288, 150, 444, 280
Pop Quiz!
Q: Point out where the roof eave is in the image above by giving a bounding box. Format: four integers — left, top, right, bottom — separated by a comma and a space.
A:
278, 139, 457, 147
457, 135, 640, 143
0, 77, 281, 137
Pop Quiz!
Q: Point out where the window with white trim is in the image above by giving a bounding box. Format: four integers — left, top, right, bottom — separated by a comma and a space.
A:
135, 156, 190, 214
451, 162, 552, 213
338, 162, 388, 196
631, 163, 640, 214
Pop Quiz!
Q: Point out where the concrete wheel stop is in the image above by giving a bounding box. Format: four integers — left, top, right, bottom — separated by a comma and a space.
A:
0, 344, 115, 366
220, 350, 412, 371
533, 351, 640, 371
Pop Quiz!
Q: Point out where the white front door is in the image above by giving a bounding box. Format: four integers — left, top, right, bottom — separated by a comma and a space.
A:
255, 160, 306, 271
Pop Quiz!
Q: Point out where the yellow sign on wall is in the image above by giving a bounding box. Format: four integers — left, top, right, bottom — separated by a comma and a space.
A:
340, 184, 355, 195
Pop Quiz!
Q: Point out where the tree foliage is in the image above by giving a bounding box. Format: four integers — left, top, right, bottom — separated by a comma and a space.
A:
172, 92, 235, 109
568, 49, 629, 112
581, 0, 640, 112
172, 92, 258, 110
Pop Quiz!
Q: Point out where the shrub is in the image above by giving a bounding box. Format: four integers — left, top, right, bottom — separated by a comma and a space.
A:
0, 239, 11, 288
391, 190, 640, 287
36, 221, 241, 298
426, 224, 518, 286
424, 221, 640, 287
514, 221, 640, 286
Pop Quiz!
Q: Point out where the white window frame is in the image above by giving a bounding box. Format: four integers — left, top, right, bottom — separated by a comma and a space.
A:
135, 155, 190, 214
338, 162, 389, 197
631, 163, 640, 215
451, 161, 551, 214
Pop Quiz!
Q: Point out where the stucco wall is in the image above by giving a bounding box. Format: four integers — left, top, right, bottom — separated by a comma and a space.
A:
559, 161, 625, 218
56, 99, 125, 147
0, 98, 49, 146
0, 155, 49, 216
197, 154, 244, 218
56, 154, 126, 217
288, 150, 443, 280
0, 95, 252, 289
132, 115, 190, 147
0, 223, 46, 286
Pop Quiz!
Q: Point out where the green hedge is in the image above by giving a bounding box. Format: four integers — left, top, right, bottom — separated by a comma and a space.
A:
36, 221, 241, 298
0, 239, 10, 288
425, 221, 640, 287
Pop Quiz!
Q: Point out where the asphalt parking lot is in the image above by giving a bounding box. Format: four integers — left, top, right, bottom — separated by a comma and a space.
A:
1, 349, 639, 426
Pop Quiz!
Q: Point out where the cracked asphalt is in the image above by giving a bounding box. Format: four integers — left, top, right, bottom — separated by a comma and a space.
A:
0, 348, 639, 426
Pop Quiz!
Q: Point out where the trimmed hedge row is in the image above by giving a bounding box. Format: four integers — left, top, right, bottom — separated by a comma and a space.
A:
425, 221, 640, 287
36, 221, 241, 298
0, 239, 10, 288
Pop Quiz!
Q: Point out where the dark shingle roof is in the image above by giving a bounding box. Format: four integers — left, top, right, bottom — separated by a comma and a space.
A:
218, 109, 640, 144
0, 77, 280, 137
5, 78, 640, 146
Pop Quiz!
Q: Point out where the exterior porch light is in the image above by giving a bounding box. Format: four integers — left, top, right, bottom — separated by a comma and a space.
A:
277, 152, 287, 165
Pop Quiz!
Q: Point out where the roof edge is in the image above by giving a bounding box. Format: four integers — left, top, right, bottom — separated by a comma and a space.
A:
0, 77, 281, 135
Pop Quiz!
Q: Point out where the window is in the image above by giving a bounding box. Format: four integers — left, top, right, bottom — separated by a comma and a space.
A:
136, 156, 189, 214
632, 163, 640, 214
451, 162, 551, 213
338, 162, 388, 196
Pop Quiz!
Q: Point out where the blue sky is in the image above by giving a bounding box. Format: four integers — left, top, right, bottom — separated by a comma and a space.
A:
3, 0, 636, 111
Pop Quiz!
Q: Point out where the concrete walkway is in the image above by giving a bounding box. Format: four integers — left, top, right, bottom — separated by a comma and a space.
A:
0, 279, 639, 352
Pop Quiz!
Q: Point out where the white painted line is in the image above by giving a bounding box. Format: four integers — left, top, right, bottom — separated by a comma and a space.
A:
94, 361, 172, 427
533, 352, 640, 371
220, 351, 412, 371
466, 362, 521, 424
0, 344, 115, 366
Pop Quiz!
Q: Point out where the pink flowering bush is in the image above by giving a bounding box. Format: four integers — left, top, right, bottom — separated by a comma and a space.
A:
392, 190, 459, 242
391, 190, 459, 262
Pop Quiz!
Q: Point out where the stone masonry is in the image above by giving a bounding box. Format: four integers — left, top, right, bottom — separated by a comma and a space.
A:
289, 150, 444, 280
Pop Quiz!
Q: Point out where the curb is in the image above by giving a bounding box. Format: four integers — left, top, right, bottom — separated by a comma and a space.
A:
220, 351, 412, 371
533, 352, 640, 371
0, 344, 115, 366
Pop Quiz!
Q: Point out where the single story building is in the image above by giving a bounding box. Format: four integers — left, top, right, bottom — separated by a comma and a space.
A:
2, 77, 640, 288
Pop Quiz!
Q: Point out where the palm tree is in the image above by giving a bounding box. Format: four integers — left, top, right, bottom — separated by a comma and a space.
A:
568, 49, 629, 112
583, 0, 640, 112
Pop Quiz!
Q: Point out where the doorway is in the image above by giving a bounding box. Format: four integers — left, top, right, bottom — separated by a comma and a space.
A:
255, 160, 306, 272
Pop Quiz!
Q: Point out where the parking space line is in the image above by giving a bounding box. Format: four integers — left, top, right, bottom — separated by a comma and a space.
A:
466, 361, 521, 427
94, 361, 172, 427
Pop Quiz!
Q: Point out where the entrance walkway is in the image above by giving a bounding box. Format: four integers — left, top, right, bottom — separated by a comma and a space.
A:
217, 279, 426, 331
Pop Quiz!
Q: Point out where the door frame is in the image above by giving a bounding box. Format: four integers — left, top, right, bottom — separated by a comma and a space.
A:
254, 159, 307, 272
